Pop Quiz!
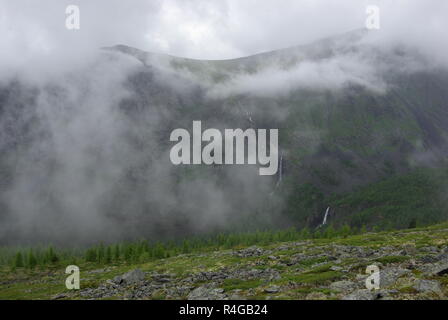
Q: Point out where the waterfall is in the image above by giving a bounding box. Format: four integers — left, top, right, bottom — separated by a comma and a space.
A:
322, 207, 330, 225
275, 153, 283, 187
245, 110, 254, 125
315, 207, 331, 230
269, 153, 283, 196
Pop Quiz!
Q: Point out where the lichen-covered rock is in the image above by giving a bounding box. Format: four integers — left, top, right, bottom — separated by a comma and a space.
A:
113, 269, 146, 284
414, 280, 442, 294
187, 286, 227, 300
330, 280, 359, 292
264, 285, 280, 293
380, 267, 411, 288
306, 292, 327, 300
234, 246, 269, 257
343, 289, 381, 300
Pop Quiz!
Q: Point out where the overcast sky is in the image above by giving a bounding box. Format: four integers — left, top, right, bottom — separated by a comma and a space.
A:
0, 0, 447, 62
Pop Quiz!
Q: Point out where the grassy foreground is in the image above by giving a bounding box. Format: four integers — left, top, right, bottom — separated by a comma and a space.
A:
1, 222, 448, 300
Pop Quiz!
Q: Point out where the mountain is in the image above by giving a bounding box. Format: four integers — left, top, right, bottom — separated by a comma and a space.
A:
1, 30, 448, 244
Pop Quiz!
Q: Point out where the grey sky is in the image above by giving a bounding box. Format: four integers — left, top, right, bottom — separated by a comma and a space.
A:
0, 0, 447, 62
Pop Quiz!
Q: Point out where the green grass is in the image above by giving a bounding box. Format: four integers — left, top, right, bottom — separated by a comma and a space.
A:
279, 271, 343, 285
222, 279, 264, 291
375, 255, 411, 265
297, 257, 329, 267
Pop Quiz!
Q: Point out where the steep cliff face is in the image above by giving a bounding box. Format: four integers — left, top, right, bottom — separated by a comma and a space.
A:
1, 30, 448, 244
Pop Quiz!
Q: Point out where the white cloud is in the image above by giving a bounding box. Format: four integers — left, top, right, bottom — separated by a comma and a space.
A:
209, 51, 388, 98
1, 0, 447, 62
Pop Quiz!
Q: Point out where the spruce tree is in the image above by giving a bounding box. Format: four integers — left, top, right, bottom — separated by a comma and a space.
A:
27, 250, 37, 269
113, 244, 120, 261
14, 251, 24, 268
105, 246, 111, 264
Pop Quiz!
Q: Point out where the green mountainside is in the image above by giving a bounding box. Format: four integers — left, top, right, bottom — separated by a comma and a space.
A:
1, 30, 448, 243
107, 30, 448, 232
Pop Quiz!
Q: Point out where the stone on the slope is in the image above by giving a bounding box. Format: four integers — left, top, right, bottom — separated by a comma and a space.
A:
343, 289, 381, 300
113, 269, 146, 285
401, 244, 417, 256
329, 280, 358, 292
151, 273, 174, 283
51, 293, 68, 300
187, 286, 227, 300
380, 268, 410, 288
306, 292, 327, 300
264, 285, 280, 293
425, 262, 448, 276
330, 265, 343, 271
413, 280, 442, 294
228, 293, 246, 300
235, 246, 267, 258
420, 251, 448, 275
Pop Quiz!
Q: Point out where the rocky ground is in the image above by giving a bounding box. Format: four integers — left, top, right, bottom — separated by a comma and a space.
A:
1, 224, 448, 300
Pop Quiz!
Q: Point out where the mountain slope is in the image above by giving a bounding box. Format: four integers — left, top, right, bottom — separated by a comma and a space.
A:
1, 30, 448, 243
2, 222, 448, 300
106, 31, 448, 230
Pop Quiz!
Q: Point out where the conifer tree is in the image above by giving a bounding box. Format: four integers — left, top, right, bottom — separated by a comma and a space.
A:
14, 251, 24, 268
27, 250, 37, 269
105, 246, 111, 264
113, 244, 120, 261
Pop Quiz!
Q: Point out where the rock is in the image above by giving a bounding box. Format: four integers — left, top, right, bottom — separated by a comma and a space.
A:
228, 293, 246, 300
264, 285, 280, 293
247, 288, 255, 296
427, 262, 448, 276
330, 280, 358, 292
52, 293, 68, 300
401, 244, 417, 256
432, 261, 448, 276
380, 268, 410, 288
188, 267, 281, 283
394, 276, 417, 289
88, 268, 106, 274
113, 269, 146, 285
187, 270, 228, 282
343, 289, 382, 300
421, 246, 439, 253
151, 273, 173, 283
165, 285, 193, 298
434, 264, 448, 275
276, 244, 293, 251
355, 274, 368, 281
235, 246, 267, 258
413, 280, 442, 294
434, 251, 448, 262
306, 292, 327, 300
187, 286, 227, 300
106, 279, 117, 286
228, 289, 246, 300
330, 265, 343, 271
419, 255, 439, 264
